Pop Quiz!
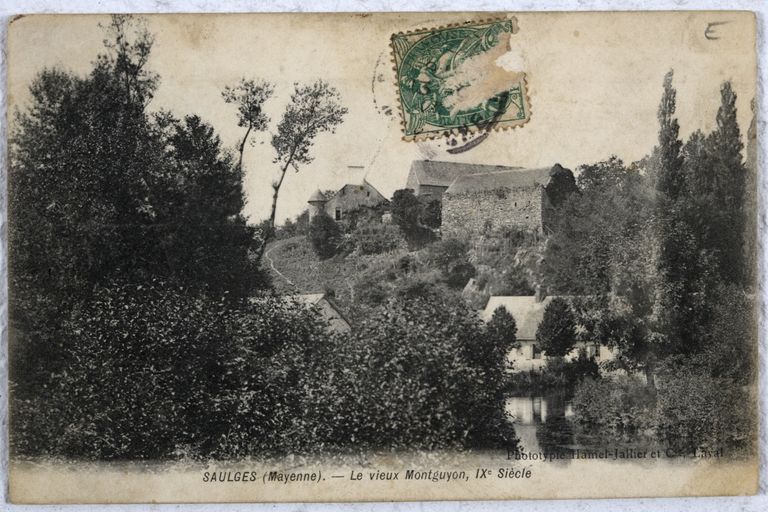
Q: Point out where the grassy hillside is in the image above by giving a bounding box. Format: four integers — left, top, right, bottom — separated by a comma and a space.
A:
265, 226, 545, 323
264, 235, 410, 317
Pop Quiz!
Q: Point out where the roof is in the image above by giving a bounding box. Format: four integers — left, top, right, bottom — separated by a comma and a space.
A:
446, 167, 554, 195
317, 179, 388, 204
308, 189, 326, 202
250, 293, 351, 330
481, 294, 595, 341
293, 293, 351, 329
292, 293, 324, 305
339, 179, 387, 199
409, 160, 522, 188
250, 293, 328, 306
481, 296, 553, 341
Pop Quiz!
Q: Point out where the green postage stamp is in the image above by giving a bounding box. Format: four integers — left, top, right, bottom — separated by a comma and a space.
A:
391, 18, 530, 140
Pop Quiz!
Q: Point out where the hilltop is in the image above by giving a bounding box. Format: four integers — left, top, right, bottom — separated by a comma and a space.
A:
264, 226, 545, 323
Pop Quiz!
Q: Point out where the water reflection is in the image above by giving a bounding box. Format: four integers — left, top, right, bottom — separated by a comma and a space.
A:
506, 394, 576, 460
507, 394, 668, 465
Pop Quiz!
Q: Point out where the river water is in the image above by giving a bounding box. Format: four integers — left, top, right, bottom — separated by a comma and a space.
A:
505, 394, 578, 456
505, 393, 664, 459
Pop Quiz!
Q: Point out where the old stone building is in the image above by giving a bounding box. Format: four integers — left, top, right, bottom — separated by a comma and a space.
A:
441, 164, 574, 238
307, 179, 388, 221
405, 160, 523, 201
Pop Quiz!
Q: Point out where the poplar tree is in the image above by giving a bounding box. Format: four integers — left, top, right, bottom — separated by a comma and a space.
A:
655, 71, 685, 200
707, 82, 747, 284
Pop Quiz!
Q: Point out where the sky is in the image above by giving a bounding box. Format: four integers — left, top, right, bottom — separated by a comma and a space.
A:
7, 12, 757, 224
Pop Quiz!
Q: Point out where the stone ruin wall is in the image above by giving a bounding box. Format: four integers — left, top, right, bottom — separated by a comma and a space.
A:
441, 186, 544, 239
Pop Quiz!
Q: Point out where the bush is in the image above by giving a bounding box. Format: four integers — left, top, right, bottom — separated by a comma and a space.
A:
295, 294, 517, 451
11, 278, 520, 459
506, 352, 599, 393
570, 369, 756, 455
308, 212, 342, 259
9, 282, 329, 459
353, 272, 389, 307
424, 238, 477, 288
570, 375, 656, 433
500, 266, 535, 295
424, 238, 469, 270
446, 262, 477, 289
351, 222, 404, 255
390, 189, 438, 249
655, 370, 754, 454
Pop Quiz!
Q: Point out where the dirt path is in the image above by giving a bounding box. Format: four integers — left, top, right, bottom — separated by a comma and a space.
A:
264, 239, 296, 288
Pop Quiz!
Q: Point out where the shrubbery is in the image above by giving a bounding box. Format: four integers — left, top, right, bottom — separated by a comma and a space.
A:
570, 370, 755, 454
308, 212, 342, 259
424, 238, 477, 289
295, 294, 517, 451
10, 282, 328, 459
390, 188, 439, 249
11, 282, 518, 459
500, 266, 535, 295
654, 370, 754, 453
570, 376, 655, 434
506, 350, 599, 393
351, 222, 404, 255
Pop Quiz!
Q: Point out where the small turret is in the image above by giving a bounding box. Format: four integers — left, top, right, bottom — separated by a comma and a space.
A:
307, 189, 327, 220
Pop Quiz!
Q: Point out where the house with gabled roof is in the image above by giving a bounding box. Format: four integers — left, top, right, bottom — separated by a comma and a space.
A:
405, 160, 524, 201
480, 294, 615, 372
307, 168, 388, 222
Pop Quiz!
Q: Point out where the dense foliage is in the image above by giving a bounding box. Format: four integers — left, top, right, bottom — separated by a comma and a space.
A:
535, 298, 577, 358
571, 371, 754, 455
9, 16, 267, 400
351, 221, 405, 255
10, 16, 519, 460
11, 285, 326, 459
390, 188, 440, 249
308, 212, 343, 259
558, 72, 756, 455
295, 294, 517, 451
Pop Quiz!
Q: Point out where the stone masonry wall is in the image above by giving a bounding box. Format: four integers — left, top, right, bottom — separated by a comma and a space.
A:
417, 184, 448, 200
441, 186, 544, 239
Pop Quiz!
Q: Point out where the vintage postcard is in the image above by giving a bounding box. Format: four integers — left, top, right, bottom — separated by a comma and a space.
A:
5, 11, 759, 503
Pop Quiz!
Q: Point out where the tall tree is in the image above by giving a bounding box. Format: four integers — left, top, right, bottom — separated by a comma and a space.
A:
390, 188, 438, 249
9, 16, 270, 397
653, 71, 716, 358
655, 70, 685, 200
224, 80, 347, 262
485, 306, 520, 358
542, 157, 653, 295
536, 298, 576, 358
221, 78, 274, 173
706, 82, 747, 284
258, 80, 348, 261
744, 97, 758, 287
155, 114, 270, 296
9, 15, 166, 392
